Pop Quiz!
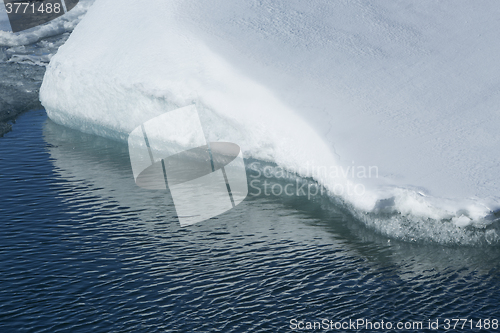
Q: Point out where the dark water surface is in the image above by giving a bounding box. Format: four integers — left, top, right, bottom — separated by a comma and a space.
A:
1, 110, 500, 332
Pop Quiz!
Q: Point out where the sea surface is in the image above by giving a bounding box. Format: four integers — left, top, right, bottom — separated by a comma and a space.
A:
1, 31, 500, 332
1, 108, 500, 332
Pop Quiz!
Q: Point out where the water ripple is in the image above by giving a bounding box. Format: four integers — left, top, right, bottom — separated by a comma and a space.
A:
1, 111, 500, 332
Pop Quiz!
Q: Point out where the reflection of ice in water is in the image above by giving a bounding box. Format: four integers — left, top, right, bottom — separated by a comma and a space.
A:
42, 114, 500, 280
128, 105, 248, 226
164, 143, 248, 226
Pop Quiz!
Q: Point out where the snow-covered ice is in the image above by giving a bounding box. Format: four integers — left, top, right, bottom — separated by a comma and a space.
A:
40, 0, 500, 242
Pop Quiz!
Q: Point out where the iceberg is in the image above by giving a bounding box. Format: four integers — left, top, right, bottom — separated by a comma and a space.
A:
40, 0, 500, 242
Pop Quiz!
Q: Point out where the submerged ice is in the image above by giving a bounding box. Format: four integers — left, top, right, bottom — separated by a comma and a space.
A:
40, 0, 500, 243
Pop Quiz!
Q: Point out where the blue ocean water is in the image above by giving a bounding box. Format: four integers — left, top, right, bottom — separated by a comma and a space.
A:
1, 109, 500, 332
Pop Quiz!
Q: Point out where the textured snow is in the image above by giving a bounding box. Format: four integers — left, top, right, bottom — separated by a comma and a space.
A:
40, 0, 500, 237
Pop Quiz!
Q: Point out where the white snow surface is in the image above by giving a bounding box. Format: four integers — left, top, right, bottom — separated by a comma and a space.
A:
40, 0, 500, 237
